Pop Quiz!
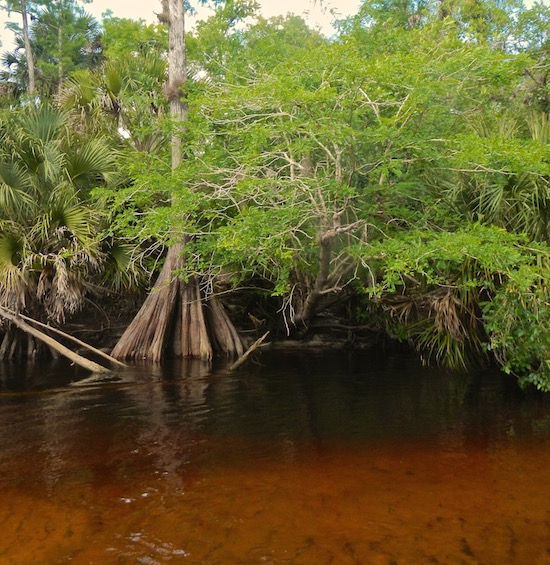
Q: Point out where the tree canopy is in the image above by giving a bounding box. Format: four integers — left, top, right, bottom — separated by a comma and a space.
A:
1, 0, 550, 390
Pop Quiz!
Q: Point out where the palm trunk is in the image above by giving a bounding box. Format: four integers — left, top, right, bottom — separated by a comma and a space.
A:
57, 0, 63, 94
20, 0, 36, 95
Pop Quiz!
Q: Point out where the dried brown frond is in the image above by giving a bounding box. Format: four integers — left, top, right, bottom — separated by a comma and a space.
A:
382, 294, 417, 323
430, 291, 464, 341
156, 0, 169, 24
0, 272, 28, 313
38, 257, 86, 322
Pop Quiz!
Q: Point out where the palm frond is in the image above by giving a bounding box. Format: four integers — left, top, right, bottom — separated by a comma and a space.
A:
36, 141, 66, 188
104, 61, 125, 97
0, 232, 27, 311
0, 162, 35, 219
27, 212, 52, 249
52, 203, 95, 244
22, 105, 68, 144
32, 190, 96, 246
99, 240, 142, 291
528, 113, 550, 144
466, 113, 518, 140
57, 73, 99, 110
65, 137, 120, 189
42, 255, 85, 322
478, 180, 506, 223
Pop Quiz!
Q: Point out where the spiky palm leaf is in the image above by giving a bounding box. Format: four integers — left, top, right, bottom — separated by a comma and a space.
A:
442, 109, 550, 242
0, 232, 28, 311
0, 104, 126, 322
34, 141, 66, 189
99, 239, 143, 292
21, 104, 68, 144
528, 113, 550, 144
65, 137, 120, 190
104, 61, 125, 97
0, 161, 34, 220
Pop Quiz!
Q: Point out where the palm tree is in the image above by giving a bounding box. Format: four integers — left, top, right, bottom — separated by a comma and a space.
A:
57, 51, 169, 152
443, 113, 550, 242
1, 0, 103, 100
0, 103, 124, 358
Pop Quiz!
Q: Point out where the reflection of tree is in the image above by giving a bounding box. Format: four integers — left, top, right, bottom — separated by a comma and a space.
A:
1, 353, 543, 509
38, 392, 86, 492
123, 360, 212, 480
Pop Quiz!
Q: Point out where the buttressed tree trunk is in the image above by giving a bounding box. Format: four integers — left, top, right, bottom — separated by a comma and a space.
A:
111, 0, 243, 362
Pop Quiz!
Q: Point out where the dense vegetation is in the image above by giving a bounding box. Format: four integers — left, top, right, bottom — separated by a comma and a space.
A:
1, 0, 550, 390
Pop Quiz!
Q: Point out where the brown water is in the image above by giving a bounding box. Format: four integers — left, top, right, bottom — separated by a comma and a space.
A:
1, 352, 550, 564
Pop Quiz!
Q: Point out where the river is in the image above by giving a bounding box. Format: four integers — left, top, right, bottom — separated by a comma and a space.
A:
1, 351, 550, 563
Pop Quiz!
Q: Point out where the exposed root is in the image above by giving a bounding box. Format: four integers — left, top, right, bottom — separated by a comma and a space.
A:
112, 244, 242, 362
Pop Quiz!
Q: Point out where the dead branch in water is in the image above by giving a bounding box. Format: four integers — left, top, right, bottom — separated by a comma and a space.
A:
0, 307, 112, 374
229, 331, 270, 371
12, 310, 127, 369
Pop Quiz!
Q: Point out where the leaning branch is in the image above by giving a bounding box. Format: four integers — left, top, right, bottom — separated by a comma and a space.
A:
0, 307, 112, 374
14, 310, 127, 369
229, 331, 270, 371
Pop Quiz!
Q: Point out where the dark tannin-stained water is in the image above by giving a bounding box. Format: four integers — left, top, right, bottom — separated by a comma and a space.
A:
1, 351, 550, 564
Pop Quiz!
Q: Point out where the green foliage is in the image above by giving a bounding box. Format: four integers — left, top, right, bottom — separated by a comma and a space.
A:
483, 261, 550, 391
366, 224, 525, 296
104, 4, 550, 390
360, 224, 550, 381
162, 21, 526, 317
0, 103, 134, 320
1, 0, 103, 98
187, 0, 257, 78
435, 110, 550, 241
100, 15, 168, 60
515, 1, 550, 52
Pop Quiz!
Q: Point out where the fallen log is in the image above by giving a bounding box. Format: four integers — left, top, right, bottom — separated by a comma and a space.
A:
229, 331, 270, 371
0, 307, 112, 374
14, 310, 127, 369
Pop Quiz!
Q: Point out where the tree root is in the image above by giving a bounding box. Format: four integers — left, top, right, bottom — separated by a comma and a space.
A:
112, 244, 243, 362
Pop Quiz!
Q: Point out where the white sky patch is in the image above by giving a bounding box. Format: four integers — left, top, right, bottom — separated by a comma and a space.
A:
87, 0, 362, 32
1, 0, 548, 55
0, 0, 362, 54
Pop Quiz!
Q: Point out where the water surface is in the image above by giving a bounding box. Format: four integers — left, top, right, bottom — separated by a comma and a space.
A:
1, 352, 550, 564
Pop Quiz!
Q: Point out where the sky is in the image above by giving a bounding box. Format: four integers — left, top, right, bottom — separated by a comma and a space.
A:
0, 0, 363, 54
1, 0, 547, 55
88, 0, 363, 32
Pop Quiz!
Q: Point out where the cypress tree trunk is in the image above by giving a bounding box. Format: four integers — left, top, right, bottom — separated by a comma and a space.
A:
111, 243, 195, 362
111, 244, 243, 362
167, 0, 186, 170
111, 0, 242, 362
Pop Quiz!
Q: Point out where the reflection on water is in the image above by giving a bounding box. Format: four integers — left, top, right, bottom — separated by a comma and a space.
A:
1, 352, 550, 563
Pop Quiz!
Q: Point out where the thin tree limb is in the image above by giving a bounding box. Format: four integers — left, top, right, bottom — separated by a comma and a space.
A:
229, 331, 270, 371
